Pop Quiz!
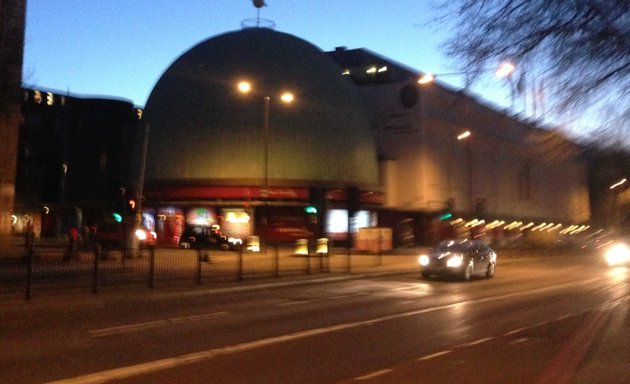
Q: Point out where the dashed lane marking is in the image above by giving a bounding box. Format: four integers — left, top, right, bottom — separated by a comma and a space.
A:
89, 312, 229, 338
355, 368, 393, 380
417, 350, 453, 361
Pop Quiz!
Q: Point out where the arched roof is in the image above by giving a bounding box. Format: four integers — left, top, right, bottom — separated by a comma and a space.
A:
144, 28, 378, 188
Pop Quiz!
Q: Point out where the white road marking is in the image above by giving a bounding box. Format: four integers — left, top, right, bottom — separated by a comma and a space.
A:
278, 293, 366, 306
417, 350, 453, 361
509, 338, 529, 345
355, 368, 393, 380
463, 336, 494, 346
504, 327, 527, 336
278, 299, 319, 306
331, 292, 366, 300
89, 312, 228, 338
63, 278, 605, 383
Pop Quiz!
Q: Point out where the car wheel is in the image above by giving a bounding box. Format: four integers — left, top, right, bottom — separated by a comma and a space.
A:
486, 262, 496, 278
462, 262, 474, 281
421, 271, 431, 279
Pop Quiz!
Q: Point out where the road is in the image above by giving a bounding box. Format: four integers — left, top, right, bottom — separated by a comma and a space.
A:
1, 252, 629, 383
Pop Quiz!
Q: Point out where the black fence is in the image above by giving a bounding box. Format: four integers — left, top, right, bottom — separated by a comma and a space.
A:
0, 241, 342, 300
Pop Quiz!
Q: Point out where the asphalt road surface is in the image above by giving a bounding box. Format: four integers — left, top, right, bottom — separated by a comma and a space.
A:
2, 252, 628, 384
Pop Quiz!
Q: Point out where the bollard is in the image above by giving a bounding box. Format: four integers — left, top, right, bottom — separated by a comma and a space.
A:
246, 236, 260, 253
316, 238, 329, 272
295, 238, 309, 255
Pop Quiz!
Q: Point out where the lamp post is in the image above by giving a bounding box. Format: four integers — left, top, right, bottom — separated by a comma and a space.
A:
130, 121, 149, 254
461, 130, 473, 213
237, 81, 294, 187
609, 178, 627, 229
419, 64, 513, 216
446, 130, 472, 205
418, 62, 515, 85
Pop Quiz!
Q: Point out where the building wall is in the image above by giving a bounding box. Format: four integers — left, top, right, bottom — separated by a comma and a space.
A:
16, 89, 142, 236
0, 0, 26, 249
356, 79, 590, 224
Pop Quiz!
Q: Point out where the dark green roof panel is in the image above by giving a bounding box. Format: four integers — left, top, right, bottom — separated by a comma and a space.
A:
144, 28, 378, 187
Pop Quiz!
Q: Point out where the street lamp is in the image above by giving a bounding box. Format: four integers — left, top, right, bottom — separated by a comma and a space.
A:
417, 62, 515, 85
610, 178, 627, 190
419, 64, 513, 217
446, 130, 473, 207
459, 130, 474, 214
457, 130, 471, 140
237, 81, 294, 187
609, 178, 627, 229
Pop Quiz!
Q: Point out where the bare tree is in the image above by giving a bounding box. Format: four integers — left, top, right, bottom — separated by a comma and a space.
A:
438, 0, 630, 134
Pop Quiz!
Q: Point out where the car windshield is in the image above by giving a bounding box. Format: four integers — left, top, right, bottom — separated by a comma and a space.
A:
434, 239, 474, 252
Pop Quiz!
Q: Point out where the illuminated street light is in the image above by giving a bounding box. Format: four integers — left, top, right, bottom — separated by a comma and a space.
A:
237, 81, 295, 186
457, 130, 471, 140
280, 92, 294, 103
237, 81, 252, 94
418, 62, 515, 85
610, 178, 627, 189
417, 73, 435, 84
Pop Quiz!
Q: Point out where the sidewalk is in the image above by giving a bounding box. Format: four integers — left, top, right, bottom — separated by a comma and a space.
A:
0, 247, 426, 309
0, 245, 583, 310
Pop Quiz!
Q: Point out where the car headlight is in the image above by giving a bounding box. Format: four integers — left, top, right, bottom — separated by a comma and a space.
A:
447, 255, 464, 268
605, 243, 630, 266
135, 229, 147, 241
418, 255, 430, 266
228, 237, 242, 245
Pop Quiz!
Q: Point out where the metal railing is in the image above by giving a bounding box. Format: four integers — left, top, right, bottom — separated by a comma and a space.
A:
1, 239, 406, 301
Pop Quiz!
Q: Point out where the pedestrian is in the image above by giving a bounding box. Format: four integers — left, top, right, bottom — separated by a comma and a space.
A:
64, 226, 79, 261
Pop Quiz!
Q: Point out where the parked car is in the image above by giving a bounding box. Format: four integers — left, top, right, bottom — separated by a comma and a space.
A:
94, 222, 156, 249
179, 225, 242, 250
419, 239, 497, 281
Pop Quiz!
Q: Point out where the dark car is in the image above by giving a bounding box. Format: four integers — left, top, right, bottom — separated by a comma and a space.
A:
418, 239, 497, 281
179, 226, 242, 250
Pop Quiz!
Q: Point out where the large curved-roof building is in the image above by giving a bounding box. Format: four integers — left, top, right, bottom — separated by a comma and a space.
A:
144, 28, 378, 187
142, 28, 381, 245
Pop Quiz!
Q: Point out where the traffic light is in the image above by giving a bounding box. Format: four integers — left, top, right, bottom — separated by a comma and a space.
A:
308, 187, 324, 213
112, 212, 123, 223
438, 199, 454, 220
307, 187, 324, 225
128, 198, 136, 211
